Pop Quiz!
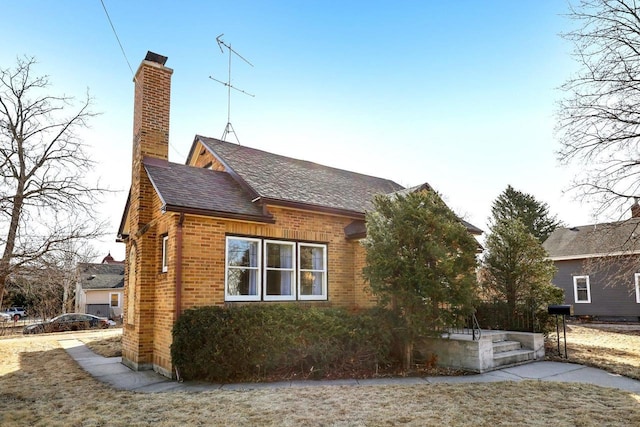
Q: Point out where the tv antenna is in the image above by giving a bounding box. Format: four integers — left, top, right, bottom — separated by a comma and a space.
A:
209, 34, 254, 144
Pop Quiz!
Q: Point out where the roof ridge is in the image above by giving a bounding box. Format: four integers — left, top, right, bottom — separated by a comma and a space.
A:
197, 135, 403, 186
559, 217, 640, 230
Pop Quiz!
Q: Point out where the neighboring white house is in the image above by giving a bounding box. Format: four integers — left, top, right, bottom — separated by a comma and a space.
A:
75, 254, 125, 320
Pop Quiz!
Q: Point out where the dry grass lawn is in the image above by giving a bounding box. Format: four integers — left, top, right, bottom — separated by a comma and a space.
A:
80, 334, 122, 358
547, 322, 640, 380
1, 329, 640, 426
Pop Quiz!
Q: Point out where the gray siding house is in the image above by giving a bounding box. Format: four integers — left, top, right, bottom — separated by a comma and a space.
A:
543, 211, 640, 320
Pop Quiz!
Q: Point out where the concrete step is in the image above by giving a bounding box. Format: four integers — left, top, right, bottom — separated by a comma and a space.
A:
489, 333, 509, 343
493, 349, 535, 367
493, 340, 522, 353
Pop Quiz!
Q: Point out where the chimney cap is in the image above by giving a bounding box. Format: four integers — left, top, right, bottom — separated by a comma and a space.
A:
144, 51, 168, 66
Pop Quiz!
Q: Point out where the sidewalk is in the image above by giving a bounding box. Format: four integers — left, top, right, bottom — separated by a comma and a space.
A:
58, 337, 640, 394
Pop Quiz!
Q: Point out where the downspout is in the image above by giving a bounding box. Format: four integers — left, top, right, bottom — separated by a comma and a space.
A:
175, 213, 185, 320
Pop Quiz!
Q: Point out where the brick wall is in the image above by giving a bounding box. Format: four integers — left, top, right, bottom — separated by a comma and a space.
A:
122, 56, 173, 372
133, 200, 376, 375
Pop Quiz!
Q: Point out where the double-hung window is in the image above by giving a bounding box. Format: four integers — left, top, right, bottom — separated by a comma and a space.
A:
573, 275, 591, 303
225, 236, 327, 301
110, 292, 120, 308
264, 240, 296, 301
225, 237, 261, 301
298, 243, 327, 300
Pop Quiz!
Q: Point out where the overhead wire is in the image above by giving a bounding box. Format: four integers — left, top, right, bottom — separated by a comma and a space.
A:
98, 0, 185, 160
99, 0, 135, 78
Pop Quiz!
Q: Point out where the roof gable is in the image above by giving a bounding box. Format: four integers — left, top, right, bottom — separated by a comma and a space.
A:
194, 136, 404, 214
543, 218, 640, 260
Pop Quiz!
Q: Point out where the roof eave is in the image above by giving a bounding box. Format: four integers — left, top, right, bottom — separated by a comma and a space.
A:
548, 249, 640, 261
260, 197, 366, 219
163, 204, 276, 224
117, 189, 131, 242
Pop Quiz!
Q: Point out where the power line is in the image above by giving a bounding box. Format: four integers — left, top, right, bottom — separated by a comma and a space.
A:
99, 0, 135, 77
99, 1, 186, 161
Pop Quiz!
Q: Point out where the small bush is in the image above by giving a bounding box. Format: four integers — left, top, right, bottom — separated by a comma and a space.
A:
171, 305, 395, 382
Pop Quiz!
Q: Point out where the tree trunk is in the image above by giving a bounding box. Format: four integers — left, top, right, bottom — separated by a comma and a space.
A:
0, 189, 25, 306
403, 307, 413, 371
403, 340, 413, 372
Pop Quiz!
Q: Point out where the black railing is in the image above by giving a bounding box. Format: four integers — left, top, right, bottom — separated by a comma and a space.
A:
474, 299, 540, 333
442, 312, 482, 341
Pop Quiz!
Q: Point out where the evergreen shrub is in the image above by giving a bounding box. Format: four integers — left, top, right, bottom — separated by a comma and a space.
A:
171, 304, 395, 382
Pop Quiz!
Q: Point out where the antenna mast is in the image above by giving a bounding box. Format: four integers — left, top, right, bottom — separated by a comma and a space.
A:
209, 34, 254, 144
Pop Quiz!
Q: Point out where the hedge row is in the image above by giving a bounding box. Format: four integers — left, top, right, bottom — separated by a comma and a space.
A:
171, 305, 397, 382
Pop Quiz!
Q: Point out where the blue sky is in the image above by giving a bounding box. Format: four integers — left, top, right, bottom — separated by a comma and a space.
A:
2, 1, 596, 261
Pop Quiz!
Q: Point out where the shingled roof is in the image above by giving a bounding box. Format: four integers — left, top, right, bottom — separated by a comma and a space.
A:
543, 218, 640, 260
196, 136, 404, 215
144, 158, 273, 222
122, 135, 482, 237
77, 263, 124, 290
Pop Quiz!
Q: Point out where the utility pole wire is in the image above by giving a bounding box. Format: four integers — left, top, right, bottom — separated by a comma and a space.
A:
99, 0, 135, 78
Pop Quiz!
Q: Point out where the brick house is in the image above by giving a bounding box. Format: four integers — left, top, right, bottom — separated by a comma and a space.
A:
118, 52, 481, 377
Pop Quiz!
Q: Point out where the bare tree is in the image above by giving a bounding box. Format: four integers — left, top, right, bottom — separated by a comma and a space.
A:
0, 56, 106, 307
10, 242, 99, 318
557, 0, 640, 218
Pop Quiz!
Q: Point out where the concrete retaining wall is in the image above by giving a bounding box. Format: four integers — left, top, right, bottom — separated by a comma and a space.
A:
417, 331, 544, 373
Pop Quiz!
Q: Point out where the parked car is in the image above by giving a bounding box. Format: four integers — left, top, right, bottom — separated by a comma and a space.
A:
5, 307, 27, 320
23, 313, 111, 334
0, 312, 11, 322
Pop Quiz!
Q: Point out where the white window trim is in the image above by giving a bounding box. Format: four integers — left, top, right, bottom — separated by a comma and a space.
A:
298, 243, 328, 301
264, 240, 297, 301
635, 273, 640, 304
225, 236, 262, 302
109, 292, 121, 308
573, 275, 591, 304
161, 235, 169, 273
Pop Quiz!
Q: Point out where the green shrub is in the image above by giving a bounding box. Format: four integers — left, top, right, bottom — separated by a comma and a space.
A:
171, 305, 395, 382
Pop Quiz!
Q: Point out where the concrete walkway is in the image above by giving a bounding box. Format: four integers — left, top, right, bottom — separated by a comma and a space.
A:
58, 337, 640, 394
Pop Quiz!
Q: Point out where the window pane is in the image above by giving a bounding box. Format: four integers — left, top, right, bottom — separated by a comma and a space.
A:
227, 268, 258, 295
266, 270, 294, 296
228, 239, 259, 267
162, 236, 168, 271
577, 289, 588, 301
300, 246, 324, 270
266, 243, 293, 268
300, 271, 324, 296
576, 278, 587, 290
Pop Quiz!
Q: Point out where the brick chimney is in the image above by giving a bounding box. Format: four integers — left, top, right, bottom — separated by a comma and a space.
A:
130, 51, 173, 231
632, 199, 640, 218
123, 51, 172, 372
132, 51, 172, 168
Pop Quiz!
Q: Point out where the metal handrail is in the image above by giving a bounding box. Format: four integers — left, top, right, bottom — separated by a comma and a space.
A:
471, 312, 482, 341
442, 311, 482, 341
